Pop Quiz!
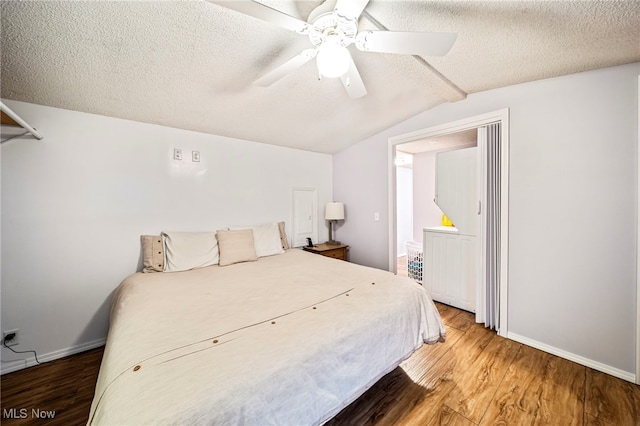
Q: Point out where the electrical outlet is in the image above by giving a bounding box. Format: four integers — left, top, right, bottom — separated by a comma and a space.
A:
192, 151, 200, 162
3, 329, 19, 347
173, 148, 183, 161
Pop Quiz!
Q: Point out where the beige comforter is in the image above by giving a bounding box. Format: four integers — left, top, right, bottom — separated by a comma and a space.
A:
88, 249, 445, 425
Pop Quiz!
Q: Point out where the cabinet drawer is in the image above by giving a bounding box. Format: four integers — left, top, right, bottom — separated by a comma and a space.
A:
322, 249, 346, 260
302, 244, 349, 261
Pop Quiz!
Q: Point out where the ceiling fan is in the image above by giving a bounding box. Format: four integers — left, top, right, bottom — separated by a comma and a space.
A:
207, 0, 457, 98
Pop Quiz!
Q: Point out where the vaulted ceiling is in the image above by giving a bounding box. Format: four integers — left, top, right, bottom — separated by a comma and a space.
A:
1, 1, 639, 154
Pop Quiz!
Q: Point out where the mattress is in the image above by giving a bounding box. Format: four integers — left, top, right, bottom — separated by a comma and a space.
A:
88, 249, 445, 425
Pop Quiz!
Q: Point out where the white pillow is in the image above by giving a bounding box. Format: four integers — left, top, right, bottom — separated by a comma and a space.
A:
162, 231, 219, 272
230, 222, 285, 258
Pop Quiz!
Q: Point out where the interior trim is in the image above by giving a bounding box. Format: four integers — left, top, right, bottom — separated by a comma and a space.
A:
509, 332, 635, 383
636, 75, 639, 385
0, 338, 106, 376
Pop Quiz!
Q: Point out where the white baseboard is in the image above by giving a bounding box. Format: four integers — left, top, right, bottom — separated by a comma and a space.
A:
507, 332, 635, 383
1, 338, 106, 375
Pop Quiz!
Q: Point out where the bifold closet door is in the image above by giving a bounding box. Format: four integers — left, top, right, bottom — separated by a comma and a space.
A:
476, 123, 501, 330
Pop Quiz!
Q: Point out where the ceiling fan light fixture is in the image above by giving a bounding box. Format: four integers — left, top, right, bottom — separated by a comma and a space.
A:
316, 40, 350, 78
214, 0, 456, 98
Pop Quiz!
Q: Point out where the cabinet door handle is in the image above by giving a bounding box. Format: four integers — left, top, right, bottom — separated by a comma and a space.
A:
477, 200, 481, 215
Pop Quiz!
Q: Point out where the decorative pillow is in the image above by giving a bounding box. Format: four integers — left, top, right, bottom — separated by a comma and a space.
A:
216, 229, 258, 266
162, 231, 219, 272
230, 222, 285, 257
141, 235, 164, 273
278, 221, 290, 250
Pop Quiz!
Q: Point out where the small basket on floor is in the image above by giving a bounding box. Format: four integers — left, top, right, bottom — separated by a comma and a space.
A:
406, 241, 423, 284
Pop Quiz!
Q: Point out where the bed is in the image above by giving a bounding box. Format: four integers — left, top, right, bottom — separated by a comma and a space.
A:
88, 247, 445, 425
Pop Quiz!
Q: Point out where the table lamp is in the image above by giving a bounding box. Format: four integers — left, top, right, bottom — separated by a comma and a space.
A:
325, 202, 344, 245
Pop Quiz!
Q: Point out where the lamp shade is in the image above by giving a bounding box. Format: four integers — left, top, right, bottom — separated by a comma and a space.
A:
325, 202, 345, 220
316, 38, 350, 78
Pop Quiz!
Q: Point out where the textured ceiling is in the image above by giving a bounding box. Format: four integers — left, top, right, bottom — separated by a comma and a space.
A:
1, 1, 639, 154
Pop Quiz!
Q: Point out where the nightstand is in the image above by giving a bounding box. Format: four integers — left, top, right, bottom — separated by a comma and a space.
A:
303, 243, 349, 261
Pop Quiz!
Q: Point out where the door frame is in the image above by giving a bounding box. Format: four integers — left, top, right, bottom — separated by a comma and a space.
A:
387, 108, 510, 337
636, 75, 640, 384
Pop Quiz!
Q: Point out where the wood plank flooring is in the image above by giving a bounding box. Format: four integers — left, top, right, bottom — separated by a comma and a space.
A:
2, 303, 639, 425
1, 346, 102, 425
327, 303, 640, 425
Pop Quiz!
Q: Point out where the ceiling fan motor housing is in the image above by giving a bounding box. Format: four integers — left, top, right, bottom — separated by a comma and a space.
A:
308, 12, 357, 48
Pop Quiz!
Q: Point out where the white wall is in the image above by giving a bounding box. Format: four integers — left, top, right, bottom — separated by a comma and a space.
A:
1, 100, 333, 373
396, 166, 413, 256
333, 135, 389, 268
412, 152, 441, 242
333, 63, 639, 377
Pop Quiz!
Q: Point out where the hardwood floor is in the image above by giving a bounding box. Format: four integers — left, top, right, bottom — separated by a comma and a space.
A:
328, 303, 640, 425
2, 303, 639, 425
1, 347, 102, 425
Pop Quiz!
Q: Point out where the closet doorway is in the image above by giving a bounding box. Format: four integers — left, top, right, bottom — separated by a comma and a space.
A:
387, 109, 509, 337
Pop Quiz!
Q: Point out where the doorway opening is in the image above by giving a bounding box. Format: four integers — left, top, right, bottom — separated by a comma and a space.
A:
394, 150, 414, 279
388, 109, 510, 337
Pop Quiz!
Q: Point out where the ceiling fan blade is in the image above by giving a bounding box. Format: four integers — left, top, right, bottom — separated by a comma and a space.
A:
206, 0, 310, 33
335, 0, 370, 21
340, 56, 367, 99
356, 31, 457, 56
254, 49, 317, 86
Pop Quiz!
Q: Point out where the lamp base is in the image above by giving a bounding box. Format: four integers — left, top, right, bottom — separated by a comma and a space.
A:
327, 220, 341, 246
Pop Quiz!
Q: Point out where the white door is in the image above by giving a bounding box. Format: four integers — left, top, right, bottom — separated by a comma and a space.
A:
429, 146, 479, 312
424, 229, 476, 312
435, 147, 478, 236
292, 188, 318, 247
